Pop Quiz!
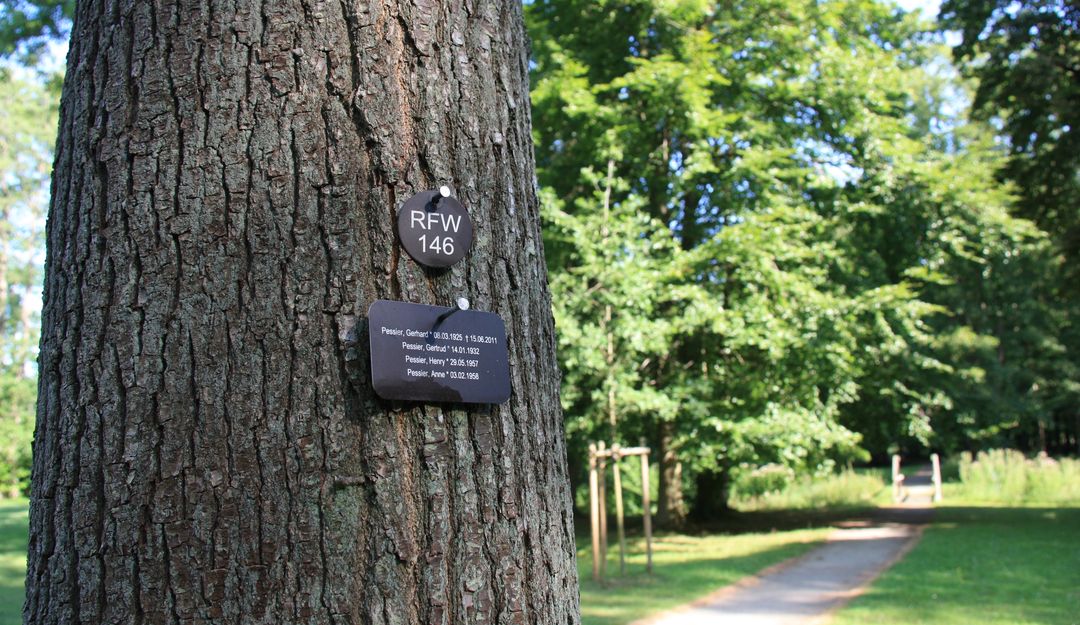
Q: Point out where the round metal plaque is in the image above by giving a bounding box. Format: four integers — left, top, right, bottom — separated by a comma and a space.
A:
396, 189, 474, 268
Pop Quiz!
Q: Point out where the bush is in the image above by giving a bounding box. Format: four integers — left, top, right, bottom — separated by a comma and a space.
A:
730, 468, 886, 511
0, 374, 35, 498
952, 449, 1080, 505
731, 464, 795, 499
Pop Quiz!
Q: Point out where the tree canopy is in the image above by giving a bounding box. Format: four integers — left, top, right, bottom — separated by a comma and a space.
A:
0, 65, 58, 496
941, 0, 1079, 279
0, 0, 72, 61
527, 0, 1078, 518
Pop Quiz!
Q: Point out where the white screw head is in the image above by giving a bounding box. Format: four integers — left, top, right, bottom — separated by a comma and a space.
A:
439, 186, 451, 198
456, 297, 470, 311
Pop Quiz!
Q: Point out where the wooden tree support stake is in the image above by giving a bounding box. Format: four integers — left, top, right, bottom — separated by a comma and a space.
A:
589, 443, 600, 582
587, 440, 654, 580
597, 441, 608, 580
640, 439, 653, 573
612, 445, 627, 575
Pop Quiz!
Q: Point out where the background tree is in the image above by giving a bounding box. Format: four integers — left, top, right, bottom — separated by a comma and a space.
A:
0, 66, 57, 497
940, 0, 1080, 454
528, 0, 906, 521
528, 0, 1076, 520
0, 0, 73, 62
940, 0, 1079, 276
25, 1, 579, 623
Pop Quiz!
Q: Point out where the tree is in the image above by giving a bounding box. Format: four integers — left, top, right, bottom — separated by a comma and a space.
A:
26, 1, 579, 623
0, 67, 57, 497
0, 0, 73, 61
940, 0, 1079, 279
939, 0, 1080, 454
529, 0, 1077, 520
527, 0, 929, 519
543, 168, 702, 527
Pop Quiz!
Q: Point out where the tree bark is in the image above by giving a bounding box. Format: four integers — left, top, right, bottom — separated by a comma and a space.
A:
26, 1, 579, 624
655, 421, 685, 530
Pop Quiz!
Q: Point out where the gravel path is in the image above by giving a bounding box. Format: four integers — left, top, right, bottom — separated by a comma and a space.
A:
636, 467, 935, 625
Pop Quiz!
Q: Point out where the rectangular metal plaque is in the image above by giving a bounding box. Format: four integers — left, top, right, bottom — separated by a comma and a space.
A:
368, 299, 512, 404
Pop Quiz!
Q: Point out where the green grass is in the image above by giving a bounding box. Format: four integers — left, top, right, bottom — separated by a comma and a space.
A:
831, 504, 1080, 625
578, 527, 831, 625
7, 469, 1073, 625
0, 498, 27, 625
0, 495, 830, 625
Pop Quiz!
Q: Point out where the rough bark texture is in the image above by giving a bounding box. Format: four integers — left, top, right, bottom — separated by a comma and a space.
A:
26, 1, 579, 623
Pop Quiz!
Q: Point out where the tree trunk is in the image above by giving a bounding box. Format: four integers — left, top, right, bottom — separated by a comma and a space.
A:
655, 421, 685, 529
690, 468, 731, 522
26, 1, 579, 624
1074, 412, 1079, 456
0, 205, 9, 336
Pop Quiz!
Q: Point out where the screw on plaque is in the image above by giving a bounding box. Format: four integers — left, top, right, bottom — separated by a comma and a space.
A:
396, 187, 473, 268
427, 185, 452, 211
436, 297, 471, 323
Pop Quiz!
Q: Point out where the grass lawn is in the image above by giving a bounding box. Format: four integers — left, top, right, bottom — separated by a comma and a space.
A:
577, 525, 831, 625
831, 505, 1080, 625
0, 499, 838, 625
0, 498, 27, 625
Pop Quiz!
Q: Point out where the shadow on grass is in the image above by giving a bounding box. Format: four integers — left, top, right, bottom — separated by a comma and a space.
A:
692, 507, 880, 534
577, 531, 829, 625
580, 545, 803, 625
0, 500, 29, 556
575, 506, 878, 543
832, 506, 1080, 625
0, 499, 28, 625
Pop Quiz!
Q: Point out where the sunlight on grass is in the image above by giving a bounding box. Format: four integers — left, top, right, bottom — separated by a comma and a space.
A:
0, 496, 831, 625
0, 498, 28, 625
831, 504, 1080, 625
578, 528, 830, 625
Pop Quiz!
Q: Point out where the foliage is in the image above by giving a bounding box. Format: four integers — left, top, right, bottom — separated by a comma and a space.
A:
0, 66, 58, 497
528, 0, 1075, 520
951, 449, 1080, 505
832, 505, 1080, 625
834, 112, 1073, 454
730, 464, 795, 500
546, 179, 694, 452
940, 0, 1080, 281
938, 0, 1080, 459
0, 0, 72, 62
530, 0, 906, 515
730, 467, 887, 511
0, 375, 33, 498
